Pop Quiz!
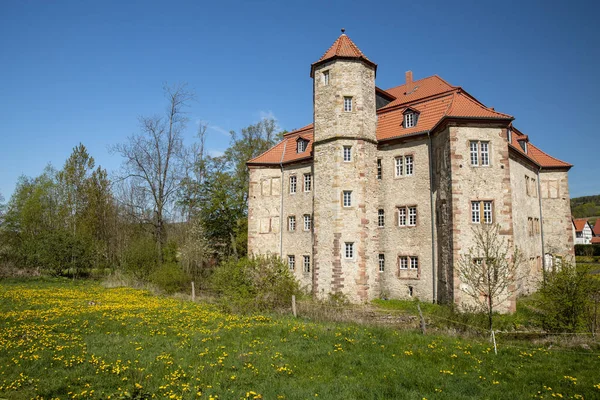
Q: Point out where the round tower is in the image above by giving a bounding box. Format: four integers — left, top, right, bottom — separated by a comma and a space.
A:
311, 30, 379, 302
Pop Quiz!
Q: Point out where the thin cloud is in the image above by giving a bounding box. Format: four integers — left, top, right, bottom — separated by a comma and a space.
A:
207, 125, 230, 136
208, 149, 225, 158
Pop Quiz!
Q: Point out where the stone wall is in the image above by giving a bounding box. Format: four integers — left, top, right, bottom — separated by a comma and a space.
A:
509, 155, 544, 293
376, 136, 434, 302
247, 166, 283, 256
540, 169, 574, 259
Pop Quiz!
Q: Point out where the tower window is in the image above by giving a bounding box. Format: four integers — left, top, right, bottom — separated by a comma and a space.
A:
344, 96, 353, 112
304, 174, 312, 192
303, 214, 312, 231
323, 70, 329, 86
378, 254, 385, 272
343, 191, 352, 207
343, 146, 352, 162
378, 209, 385, 227
377, 159, 382, 180
471, 200, 493, 224
344, 242, 355, 259
470, 141, 490, 166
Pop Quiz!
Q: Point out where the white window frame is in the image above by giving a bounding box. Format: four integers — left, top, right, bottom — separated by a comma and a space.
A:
483, 201, 493, 224
303, 214, 311, 231
395, 156, 403, 177
480, 141, 489, 166
297, 140, 306, 153
303, 255, 310, 273
470, 141, 479, 166
343, 146, 352, 162
405, 155, 414, 176
398, 207, 407, 227
288, 255, 295, 271
410, 256, 418, 270
304, 174, 311, 192
404, 112, 415, 128
408, 206, 417, 226
289, 176, 297, 194
399, 256, 408, 270
288, 216, 296, 232
378, 254, 385, 272
471, 201, 481, 224
344, 96, 353, 112
323, 70, 329, 86
344, 242, 355, 259
378, 209, 385, 227
343, 191, 352, 207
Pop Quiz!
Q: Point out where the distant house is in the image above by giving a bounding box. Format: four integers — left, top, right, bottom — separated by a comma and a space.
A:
593, 220, 600, 237
572, 218, 593, 244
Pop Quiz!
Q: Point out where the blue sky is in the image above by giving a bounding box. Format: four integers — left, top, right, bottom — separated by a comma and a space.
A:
1, 0, 599, 200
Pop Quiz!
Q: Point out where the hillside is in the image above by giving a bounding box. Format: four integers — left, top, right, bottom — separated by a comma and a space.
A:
571, 194, 600, 221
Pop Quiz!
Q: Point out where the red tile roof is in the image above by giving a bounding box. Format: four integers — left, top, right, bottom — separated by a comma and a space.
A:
573, 218, 590, 233
311, 33, 376, 77
248, 73, 570, 170
594, 222, 600, 237
592, 236, 600, 244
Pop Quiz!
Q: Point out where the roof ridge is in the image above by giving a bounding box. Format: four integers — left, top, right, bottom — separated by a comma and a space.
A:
283, 123, 314, 137
377, 89, 457, 114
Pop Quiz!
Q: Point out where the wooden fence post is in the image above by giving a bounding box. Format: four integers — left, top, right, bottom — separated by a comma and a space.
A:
191, 281, 196, 302
292, 295, 297, 318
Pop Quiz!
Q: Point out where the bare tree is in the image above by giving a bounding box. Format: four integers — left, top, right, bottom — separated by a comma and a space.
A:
111, 84, 193, 263
457, 223, 525, 330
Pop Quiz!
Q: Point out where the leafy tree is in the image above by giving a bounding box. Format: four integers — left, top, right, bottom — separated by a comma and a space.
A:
457, 224, 524, 330
112, 84, 193, 263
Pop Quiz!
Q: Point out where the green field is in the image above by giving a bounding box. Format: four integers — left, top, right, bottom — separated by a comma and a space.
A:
1, 279, 599, 399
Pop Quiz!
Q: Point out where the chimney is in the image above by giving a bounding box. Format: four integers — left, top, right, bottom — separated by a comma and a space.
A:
405, 71, 413, 93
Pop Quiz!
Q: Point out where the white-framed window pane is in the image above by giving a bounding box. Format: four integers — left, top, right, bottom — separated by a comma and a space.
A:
410, 257, 418, 270
480, 142, 489, 166
395, 157, 403, 177
304, 214, 311, 231
483, 201, 493, 224
344, 97, 352, 112
408, 206, 417, 226
404, 113, 415, 128
405, 155, 413, 176
377, 159, 382, 180
345, 242, 354, 259
378, 254, 385, 272
378, 209, 385, 227
288, 255, 295, 270
303, 255, 310, 272
471, 201, 480, 223
343, 191, 352, 207
343, 146, 352, 162
290, 176, 297, 193
398, 207, 406, 226
323, 70, 329, 86
399, 256, 408, 270
304, 174, 311, 192
470, 141, 479, 166
288, 216, 295, 231
297, 140, 305, 153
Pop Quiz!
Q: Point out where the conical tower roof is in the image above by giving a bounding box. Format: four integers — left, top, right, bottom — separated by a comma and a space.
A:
310, 29, 377, 77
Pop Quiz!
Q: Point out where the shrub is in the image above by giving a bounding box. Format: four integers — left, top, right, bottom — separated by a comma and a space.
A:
210, 255, 301, 313
575, 244, 600, 257
536, 263, 600, 333
148, 262, 190, 294
122, 237, 158, 280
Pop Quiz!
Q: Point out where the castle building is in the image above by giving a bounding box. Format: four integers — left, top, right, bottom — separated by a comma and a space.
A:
246, 32, 573, 308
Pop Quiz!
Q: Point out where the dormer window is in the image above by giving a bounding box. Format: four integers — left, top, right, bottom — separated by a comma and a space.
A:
519, 140, 528, 154
403, 108, 419, 128
297, 138, 307, 153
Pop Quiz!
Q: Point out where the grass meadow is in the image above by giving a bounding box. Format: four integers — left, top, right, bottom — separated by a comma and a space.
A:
1, 279, 599, 399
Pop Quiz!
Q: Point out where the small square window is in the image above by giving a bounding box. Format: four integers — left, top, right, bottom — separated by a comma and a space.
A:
323, 70, 329, 86
304, 174, 312, 192
343, 191, 352, 207
378, 254, 385, 272
304, 214, 311, 231
344, 96, 353, 112
378, 209, 385, 227
343, 146, 352, 162
290, 176, 297, 194
288, 255, 295, 271
288, 216, 296, 231
344, 242, 354, 259
303, 255, 311, 273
